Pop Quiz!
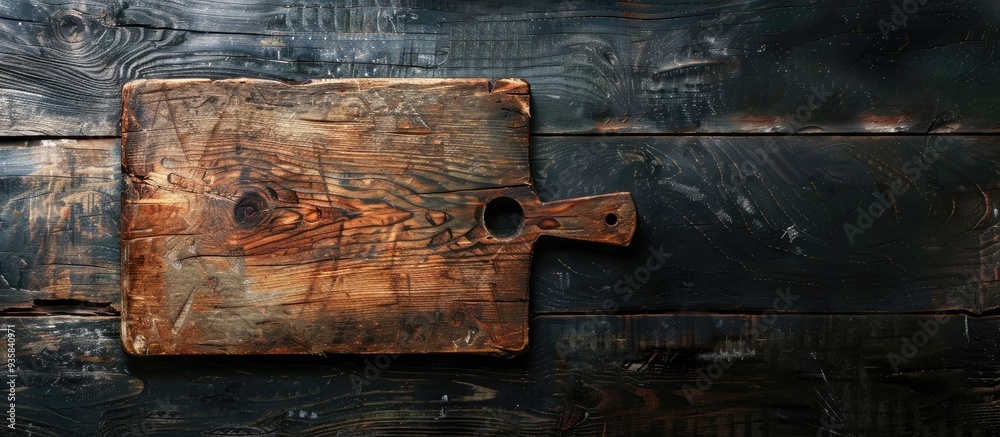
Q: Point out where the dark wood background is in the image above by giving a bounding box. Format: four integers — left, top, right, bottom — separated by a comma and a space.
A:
2, 0, 999, 435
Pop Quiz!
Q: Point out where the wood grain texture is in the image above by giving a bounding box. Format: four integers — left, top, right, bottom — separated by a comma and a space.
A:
120, 78, 636, 356
7, 314, 1000, 436
0, 139, 119, 312
6, 135, 1000, 316
1, 0, 998, 136
530, 135, 1000, 314
0, 0, 997, 434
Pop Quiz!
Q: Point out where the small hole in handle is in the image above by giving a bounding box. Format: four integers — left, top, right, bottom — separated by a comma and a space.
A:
483, 196, 524, 238
605, 213, 618, 226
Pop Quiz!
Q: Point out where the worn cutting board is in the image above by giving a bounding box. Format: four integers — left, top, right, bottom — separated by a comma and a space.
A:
120, 78, 636, 356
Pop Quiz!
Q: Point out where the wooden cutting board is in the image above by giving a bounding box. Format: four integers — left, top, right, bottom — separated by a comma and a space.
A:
120, 78, 636, 356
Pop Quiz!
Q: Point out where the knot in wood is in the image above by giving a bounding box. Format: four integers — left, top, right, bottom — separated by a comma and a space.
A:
52, 10, 88, 44
233, 192, 268, 228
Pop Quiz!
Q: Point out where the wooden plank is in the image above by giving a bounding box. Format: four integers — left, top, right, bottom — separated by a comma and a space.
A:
0, 139, 119, 313
4, 135, 1000, 315
120, 78, 636, 356
5, 314, 1000, 435
531, 135, 1000, 314
1, 0, 998, 136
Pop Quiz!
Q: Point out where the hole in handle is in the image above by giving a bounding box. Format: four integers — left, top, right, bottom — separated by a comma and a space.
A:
483, 196, 524, 238
605, 213, 618, 226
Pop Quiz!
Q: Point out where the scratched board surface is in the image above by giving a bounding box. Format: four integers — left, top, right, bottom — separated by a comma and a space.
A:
119, 78, 635, 356
2, 0, 1000, 435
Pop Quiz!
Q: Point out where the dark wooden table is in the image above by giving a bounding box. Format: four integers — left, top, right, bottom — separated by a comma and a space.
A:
1, 1, 999, 435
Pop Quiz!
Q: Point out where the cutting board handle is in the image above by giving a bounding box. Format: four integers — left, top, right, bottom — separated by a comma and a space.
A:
523, 192, 637, 246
